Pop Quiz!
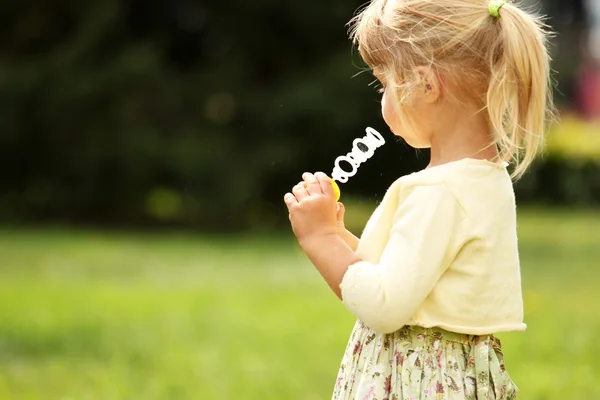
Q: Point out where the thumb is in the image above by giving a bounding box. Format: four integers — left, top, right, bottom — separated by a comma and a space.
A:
336, 202, 345, 222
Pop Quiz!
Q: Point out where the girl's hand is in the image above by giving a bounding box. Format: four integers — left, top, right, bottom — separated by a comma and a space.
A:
284, 172, 338, 246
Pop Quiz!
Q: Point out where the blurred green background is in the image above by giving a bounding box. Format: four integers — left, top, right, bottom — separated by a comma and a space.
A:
0, 0, 599, 399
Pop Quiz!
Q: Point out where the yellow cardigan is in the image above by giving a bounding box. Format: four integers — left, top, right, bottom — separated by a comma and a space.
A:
340, 158, 526, 335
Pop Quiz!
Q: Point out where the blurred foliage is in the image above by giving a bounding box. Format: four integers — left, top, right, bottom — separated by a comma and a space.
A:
0, 0, 596, 231
546, 116, 600, 160
516, 116, 600, 206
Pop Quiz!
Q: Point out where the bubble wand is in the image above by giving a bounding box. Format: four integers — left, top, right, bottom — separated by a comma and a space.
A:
305, 127, 385, 200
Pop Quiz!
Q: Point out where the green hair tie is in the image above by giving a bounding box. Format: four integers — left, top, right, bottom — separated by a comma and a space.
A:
489, 0, 506, 18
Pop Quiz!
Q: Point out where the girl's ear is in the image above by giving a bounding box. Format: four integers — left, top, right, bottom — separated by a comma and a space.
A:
413, 66, 441, 104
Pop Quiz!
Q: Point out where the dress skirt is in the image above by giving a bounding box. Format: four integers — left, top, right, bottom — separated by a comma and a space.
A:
332, 321, 518, 400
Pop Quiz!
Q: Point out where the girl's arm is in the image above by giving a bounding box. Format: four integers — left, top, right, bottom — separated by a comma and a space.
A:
336, 184, 468, 334
284, 173, 361, 300
299, 233, 361, 300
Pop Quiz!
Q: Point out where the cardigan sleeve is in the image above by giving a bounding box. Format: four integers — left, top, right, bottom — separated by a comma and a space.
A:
339, 182, 468, 334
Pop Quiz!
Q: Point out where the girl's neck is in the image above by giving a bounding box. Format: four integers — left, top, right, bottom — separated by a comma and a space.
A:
427, 105, 499, 168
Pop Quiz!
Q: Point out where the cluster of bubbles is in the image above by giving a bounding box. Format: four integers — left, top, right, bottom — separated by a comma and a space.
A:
331, 127, 386, 184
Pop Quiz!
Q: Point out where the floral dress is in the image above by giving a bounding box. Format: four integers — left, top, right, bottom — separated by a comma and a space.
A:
332, 321, 518, 400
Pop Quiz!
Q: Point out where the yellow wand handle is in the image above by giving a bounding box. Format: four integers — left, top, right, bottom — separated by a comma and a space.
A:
300, 127, 384, 203
304, 178, 341, 201
330, 178, 341, 201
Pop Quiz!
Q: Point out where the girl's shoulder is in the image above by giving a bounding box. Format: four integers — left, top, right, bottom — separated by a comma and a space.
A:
386, 158, 508, 192
399, 158, 509, 185
383, 158, 514, 211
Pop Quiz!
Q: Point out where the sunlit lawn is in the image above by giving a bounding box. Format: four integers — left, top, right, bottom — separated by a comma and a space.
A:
0, 207, 599, 399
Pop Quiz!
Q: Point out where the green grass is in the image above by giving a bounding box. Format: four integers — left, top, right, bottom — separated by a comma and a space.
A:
0, 208, 599, 399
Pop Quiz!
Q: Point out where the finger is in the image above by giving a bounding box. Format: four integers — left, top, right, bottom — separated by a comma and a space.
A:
302, 172, 322, 195
283, 193, 296, 209
315, 172, 334, 197
292, 183, 309, 201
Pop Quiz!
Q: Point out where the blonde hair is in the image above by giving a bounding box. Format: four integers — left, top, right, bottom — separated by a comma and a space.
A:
349, 0, 555, 179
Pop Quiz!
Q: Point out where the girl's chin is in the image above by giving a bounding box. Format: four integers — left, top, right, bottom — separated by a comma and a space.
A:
396, 134, 430, 149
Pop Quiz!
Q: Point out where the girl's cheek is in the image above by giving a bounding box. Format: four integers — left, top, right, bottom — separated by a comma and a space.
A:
381, 91, 397, 131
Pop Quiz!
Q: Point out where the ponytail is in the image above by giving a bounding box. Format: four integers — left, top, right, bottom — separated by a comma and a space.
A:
486, 3, 555, 179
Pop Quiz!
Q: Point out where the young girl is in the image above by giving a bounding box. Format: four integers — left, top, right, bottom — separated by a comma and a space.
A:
284, 0, 554, 398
